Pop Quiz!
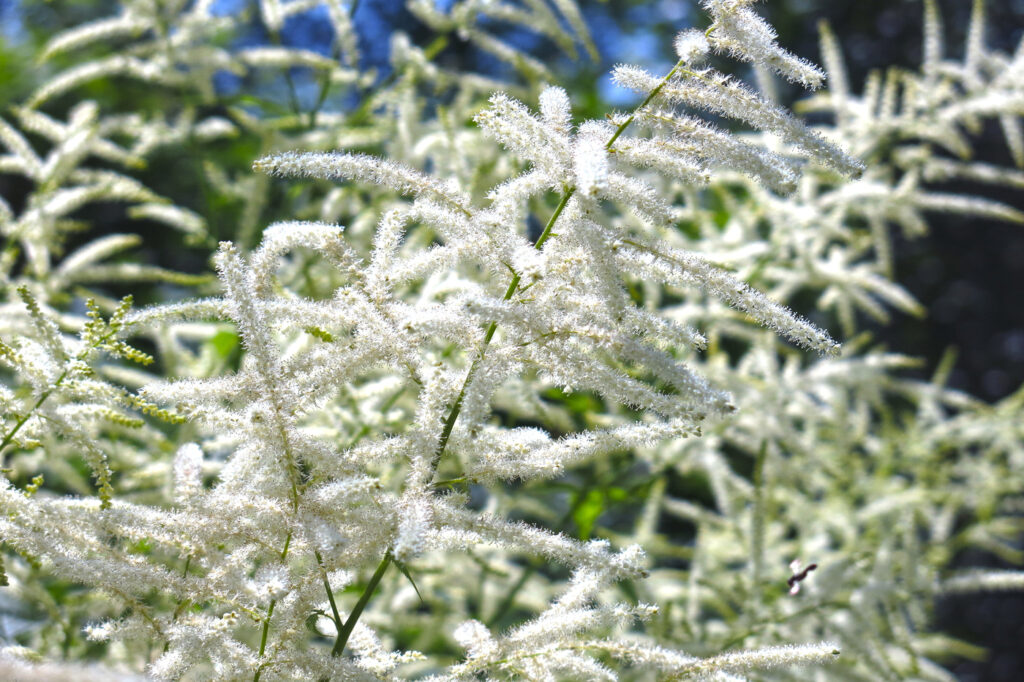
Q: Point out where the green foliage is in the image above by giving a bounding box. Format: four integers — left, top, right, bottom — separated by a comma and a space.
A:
0, 1, 1022, 681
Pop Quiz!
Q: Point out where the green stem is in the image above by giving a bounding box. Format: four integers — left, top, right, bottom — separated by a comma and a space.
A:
0, 372, 63, 456
0, 234, 18, 275
162, 553, 194, 653
487, 560, 537, 627
347, 386, 407, 450
315, 550, 343, 632
308, 54, 338, 131
532, 187, 575, 251
253, 599, 276, 682
605, 57, 686, 149
307, 0, 359, 131
331, 552, 391, 657
326, 199, 568, 648
429, 187, 575, 475
268, 28, 302, 118
432, 476, 469, 489
322, 55, 685, 660
486, 493, 587, 626
431, 53, 675, 466
347, 34, 450, 128
422, 34, 450, 61
252, 528, 293, 682
1, 323, 121, 459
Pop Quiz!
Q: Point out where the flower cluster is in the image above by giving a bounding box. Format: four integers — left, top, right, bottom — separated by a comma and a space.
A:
1, 0, 1022, 680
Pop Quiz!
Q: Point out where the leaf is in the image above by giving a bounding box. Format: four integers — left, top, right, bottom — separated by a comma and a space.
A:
393, 559, 425, 607
573, 488, 605, 540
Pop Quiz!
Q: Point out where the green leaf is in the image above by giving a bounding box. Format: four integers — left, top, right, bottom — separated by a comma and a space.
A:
573, 489, 604, 540
394, 559, 425, 606
210, 330, 240, 359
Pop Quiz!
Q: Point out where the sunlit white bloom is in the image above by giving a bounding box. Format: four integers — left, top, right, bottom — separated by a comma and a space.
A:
675, 29, 710, 64
172, 442, 204, 503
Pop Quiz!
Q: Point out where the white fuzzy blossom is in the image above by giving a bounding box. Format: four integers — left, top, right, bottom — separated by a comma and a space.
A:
393, 489, 433, 562
940, 571, 1024, 594
675, 29, 710, 64
574, 121, 610, 196
539, 84, 573, 136
702, 0, 826, 88
172, 442, 204, 503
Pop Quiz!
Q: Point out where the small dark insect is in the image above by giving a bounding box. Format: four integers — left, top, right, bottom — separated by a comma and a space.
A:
787, 559, 818, 595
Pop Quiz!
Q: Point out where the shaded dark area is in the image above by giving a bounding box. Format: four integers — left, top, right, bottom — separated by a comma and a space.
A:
935, 548, 1024, 682
766, 5, 1024, 680
888, 177, 1024, 402
763, 0, 1024, 405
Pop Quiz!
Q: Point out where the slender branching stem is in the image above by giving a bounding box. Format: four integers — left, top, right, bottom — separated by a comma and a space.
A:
428, 186, 573, 474
430, 54, 681, 476
326, 56, 688, 657
308, 0, 362, 130
311, 23, 456, 662
606, 58, 686, 149
331, 552, 391, 656
347, 33, 450, 128
347, 386, 407, 450
267, 28, 302, 118
308, 44, 341, 131
0, 370, 64, 457
313, 386, 408, 657
486, 490, 588, 627
252, 599, 276, 682
253, 531, 292, 682
1, 323, 121, 459
315, 550, 343, 632
253, 413, 300, 681
162, 553, 194, 653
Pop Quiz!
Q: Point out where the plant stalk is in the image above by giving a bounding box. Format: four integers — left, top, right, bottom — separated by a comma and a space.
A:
331, 552, 392, 656
326, 55, 684, 657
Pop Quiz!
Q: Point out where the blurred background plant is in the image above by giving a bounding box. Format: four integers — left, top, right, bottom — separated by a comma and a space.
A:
3, 0, 1021, 402
0, 0, 1022, 680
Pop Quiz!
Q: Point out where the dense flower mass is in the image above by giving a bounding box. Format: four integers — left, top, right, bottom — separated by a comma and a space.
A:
1, 0, 1023, 680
